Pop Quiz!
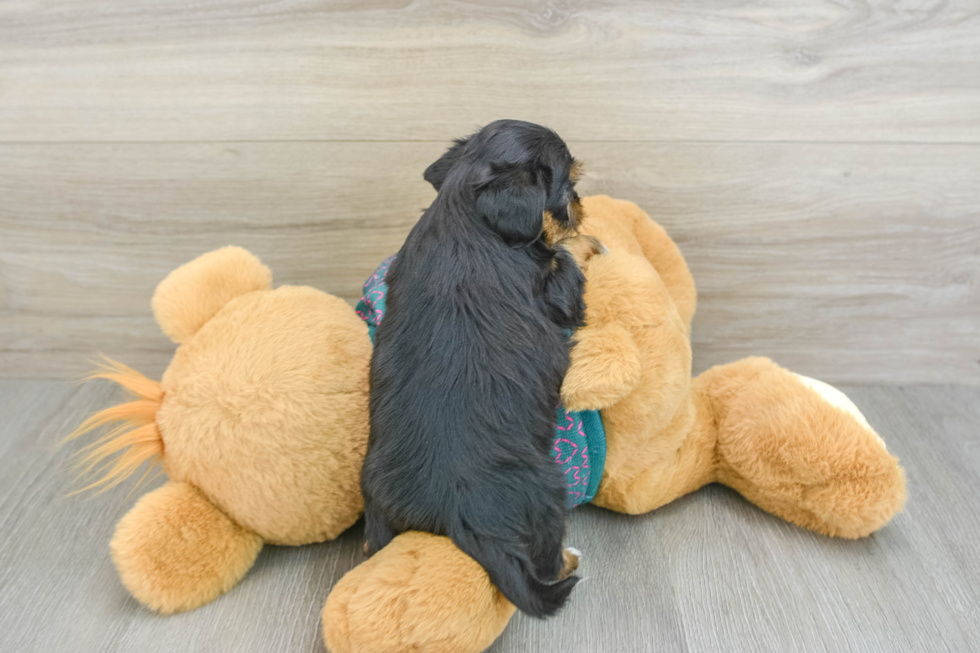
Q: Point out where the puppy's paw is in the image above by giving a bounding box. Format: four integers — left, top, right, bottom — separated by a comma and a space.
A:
559, 547, 582, 580
561, 235, 606, 268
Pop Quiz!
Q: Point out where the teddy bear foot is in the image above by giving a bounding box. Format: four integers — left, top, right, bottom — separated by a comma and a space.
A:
323, 531, 516, 653
111, 481, 263, 613
699, 357, 907, 539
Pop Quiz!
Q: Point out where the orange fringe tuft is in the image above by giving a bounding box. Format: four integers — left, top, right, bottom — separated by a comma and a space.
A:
65, 357, 165, 494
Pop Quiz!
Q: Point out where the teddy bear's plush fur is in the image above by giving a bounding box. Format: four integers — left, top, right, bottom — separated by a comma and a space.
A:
69, 196, 906, 651
567, 197, 904, 535
319, 196, 907, 653
69, 245, 372, 612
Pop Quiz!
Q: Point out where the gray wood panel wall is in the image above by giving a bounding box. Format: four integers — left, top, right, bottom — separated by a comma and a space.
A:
1, 1, 978, 383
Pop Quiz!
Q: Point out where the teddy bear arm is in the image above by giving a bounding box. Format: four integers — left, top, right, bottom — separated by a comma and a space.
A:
561, 321, 642, 412
111, 480, 263, 613
323, 531, 516, 653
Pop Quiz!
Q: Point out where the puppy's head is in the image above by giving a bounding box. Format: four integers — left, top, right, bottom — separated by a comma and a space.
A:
424, 120, 584, 247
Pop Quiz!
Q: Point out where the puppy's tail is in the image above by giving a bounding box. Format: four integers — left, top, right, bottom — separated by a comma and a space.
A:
452, 528, 579, 618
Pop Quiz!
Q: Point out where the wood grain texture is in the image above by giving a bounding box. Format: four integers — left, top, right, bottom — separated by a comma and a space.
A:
1, 380, 978, 652
0, 1, 979, 142
0, 379, 367, 653
1, 1, 978, 381
1, 142, 977, 382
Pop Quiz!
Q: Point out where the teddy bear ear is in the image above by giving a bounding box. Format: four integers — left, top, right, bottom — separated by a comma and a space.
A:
152, 246, 272, 344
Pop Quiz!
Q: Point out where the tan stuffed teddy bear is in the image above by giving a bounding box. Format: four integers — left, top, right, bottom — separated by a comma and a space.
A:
68, 246, 373, 613
320, 195, 907, 652
69, 196, 906, 652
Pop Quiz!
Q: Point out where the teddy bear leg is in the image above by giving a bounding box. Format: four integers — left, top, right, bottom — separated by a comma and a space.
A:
323, 532, 516, 653
695, 358, 907, 538
111, 480, 264, 613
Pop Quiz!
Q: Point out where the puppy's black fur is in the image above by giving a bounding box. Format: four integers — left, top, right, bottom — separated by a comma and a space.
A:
361, 120, 586, 617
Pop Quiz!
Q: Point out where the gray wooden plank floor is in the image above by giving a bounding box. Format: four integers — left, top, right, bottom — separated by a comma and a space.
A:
0, 380, 977, 652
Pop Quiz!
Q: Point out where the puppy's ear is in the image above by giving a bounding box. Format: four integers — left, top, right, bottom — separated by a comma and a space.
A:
423, 137, 471, 191
475, 161, 547, 246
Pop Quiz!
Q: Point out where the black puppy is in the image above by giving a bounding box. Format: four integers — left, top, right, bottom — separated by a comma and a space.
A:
361, 120, 597, 618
